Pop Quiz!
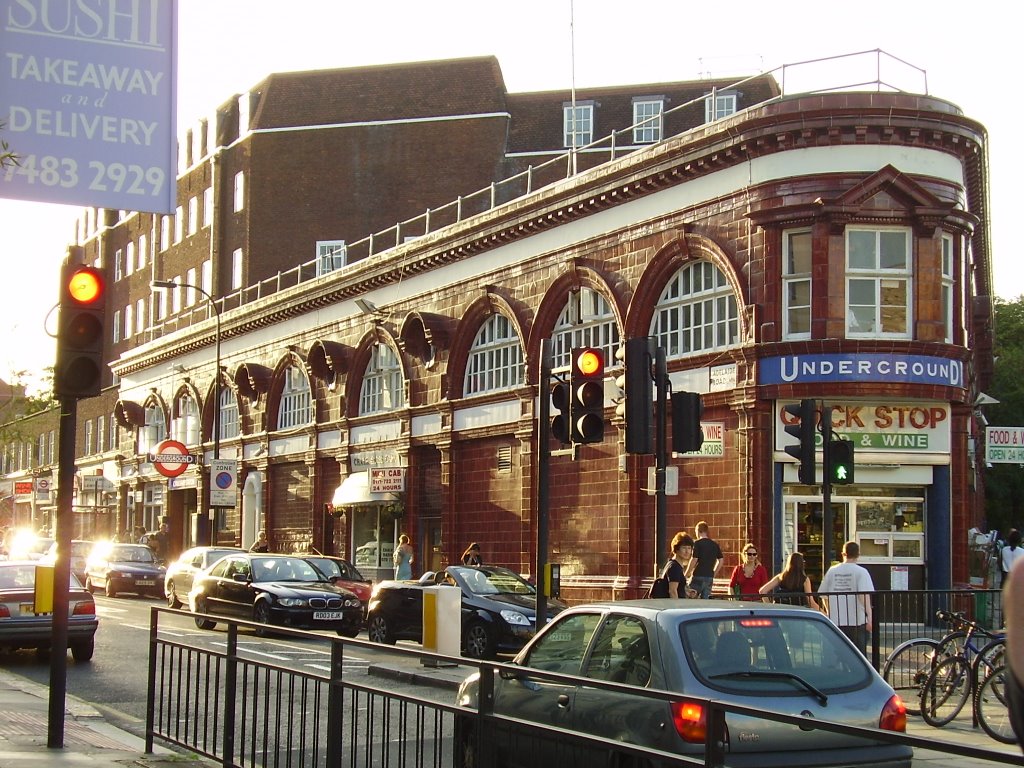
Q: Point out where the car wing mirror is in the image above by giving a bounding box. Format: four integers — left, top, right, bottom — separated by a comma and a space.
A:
232, 573, 251, 583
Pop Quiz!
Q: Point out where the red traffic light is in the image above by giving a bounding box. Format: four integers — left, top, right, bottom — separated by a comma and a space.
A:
574, 348, 604, 378
55, 263, 106, 399
66, 267, 104, 305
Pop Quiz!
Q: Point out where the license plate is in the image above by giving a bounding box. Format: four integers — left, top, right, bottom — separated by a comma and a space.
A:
136, 580, 155, 586
20, 603, 34, 615
313, 611, 343, 620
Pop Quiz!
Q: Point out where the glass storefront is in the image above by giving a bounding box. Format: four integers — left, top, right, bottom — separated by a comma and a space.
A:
351, 506, 397, 577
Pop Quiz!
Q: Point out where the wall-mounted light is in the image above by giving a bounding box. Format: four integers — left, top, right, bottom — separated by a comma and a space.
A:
355, 298, 385, 318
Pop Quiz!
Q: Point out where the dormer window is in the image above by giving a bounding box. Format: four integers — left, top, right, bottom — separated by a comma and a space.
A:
317, 240, 347, 276
563, 102, 593, 148
705, 90, 737, 123
633, 98, 663, 143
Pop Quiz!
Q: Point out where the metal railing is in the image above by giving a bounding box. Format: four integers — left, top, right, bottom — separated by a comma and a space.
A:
146, 598, 1018, 768
146, 49, 930, 343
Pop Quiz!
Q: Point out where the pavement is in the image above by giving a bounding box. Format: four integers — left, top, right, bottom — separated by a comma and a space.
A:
0, 656, 1018, 767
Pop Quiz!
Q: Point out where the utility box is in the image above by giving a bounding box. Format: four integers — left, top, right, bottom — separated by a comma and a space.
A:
421, 584, 461, 665
544, 563, 561, 597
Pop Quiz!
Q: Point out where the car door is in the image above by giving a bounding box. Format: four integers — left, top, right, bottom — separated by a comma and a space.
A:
490, 611, 603, 768
218, 557, 256, 618
201, 557, 236, 616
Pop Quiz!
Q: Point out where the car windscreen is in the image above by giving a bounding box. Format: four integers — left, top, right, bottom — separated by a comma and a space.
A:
109, 545, 156, 563
252, 557, 324, 582
680, 615, 872, 695
454, 567, 535, 596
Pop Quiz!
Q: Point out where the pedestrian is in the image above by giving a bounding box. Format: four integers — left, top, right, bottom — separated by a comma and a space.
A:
393, 533, 414, 579
666, 532, 695, 598
728, 543, 769, 598
818, 541, 874, 655
1004, 556, 1024, 748
685, 521, 722, 598
461, 542, 483, 566
249, 530, 270, 553
1002, 529, 1024, 586
758, 551, 820, 610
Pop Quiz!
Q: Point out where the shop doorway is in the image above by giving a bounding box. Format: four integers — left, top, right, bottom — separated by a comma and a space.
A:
423, 519, 443, 573
789, 499, 849, 587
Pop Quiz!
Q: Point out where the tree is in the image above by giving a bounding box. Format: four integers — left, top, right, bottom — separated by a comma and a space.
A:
1, 121, 18, 169
983, 296, 1024, 534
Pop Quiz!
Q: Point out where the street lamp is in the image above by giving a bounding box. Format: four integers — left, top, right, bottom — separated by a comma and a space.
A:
150, 279, 221, 545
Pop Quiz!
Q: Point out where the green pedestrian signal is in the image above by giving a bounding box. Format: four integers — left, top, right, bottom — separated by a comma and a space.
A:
829, 439, 855, 485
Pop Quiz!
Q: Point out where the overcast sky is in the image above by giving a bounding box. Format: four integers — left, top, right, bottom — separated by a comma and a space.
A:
2, 0, 1020, 394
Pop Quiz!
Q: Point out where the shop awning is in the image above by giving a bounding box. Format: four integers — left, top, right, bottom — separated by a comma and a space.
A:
332, 472, 401, 507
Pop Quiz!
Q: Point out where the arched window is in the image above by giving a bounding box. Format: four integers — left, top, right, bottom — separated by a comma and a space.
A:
464, 314, 524, 396
653, 261, 738, 358
174, 392, 200, 445
552, 288, 620, 370
359, 343, 405, 415
277, 366, 311, 429
140, 404, 166, 455
218, 387, 239, 440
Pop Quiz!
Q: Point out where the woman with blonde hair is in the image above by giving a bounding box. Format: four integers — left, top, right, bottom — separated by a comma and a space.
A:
758, 551, 819, 610
393, 533, 414, 579
728, 543, 768, 597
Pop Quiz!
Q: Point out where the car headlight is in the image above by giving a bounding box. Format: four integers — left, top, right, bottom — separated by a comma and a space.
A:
276, 598, 307, 607
500, 609, 530, 626
344, 598, 361, 608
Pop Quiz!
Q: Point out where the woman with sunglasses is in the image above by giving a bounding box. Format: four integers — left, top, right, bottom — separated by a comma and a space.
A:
728, 544, 768, 598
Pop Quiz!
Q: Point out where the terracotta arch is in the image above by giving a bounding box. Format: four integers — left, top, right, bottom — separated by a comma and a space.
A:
343, 326, 410, 418
446, 289, 531, 400
199, 369, 238, 443
264, 349, 319, 432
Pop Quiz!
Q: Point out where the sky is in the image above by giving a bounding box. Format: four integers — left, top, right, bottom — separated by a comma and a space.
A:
1, 0, 1021, 395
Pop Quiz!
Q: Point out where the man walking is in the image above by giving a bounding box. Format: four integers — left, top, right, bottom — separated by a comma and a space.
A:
820, 540, 874, 655
686, 521, 722, 599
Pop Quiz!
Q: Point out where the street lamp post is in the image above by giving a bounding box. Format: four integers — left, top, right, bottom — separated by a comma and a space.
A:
151, 279, 220, 545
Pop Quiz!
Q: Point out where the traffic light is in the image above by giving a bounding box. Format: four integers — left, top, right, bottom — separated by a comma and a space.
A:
828, 439, 855, 484
550, 378, 571, 444
615, 338, 653, 454
569, 347, 605, 444
54, 262, 106, 399
784, 399, 817, 484
671, 391, 704, 453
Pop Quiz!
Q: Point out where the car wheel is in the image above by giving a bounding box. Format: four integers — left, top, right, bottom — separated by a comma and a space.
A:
463, 621, 497, 660
193, 596, 216, 630
253, 601, 272, 637
166, 581, 181, 608
104, 579, 117, 598
71, 637, 95, 662
367, 613, 395, 644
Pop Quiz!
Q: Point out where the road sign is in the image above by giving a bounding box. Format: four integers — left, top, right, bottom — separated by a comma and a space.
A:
209, 459, 237, 507
150, 439, 198, 478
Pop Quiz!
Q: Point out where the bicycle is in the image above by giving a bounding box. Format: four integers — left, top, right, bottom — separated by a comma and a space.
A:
919, 611, 1004, 728
975, 664, 1016, 744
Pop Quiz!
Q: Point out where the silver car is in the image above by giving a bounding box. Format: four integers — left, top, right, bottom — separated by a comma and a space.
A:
164, 546, 242, 608
456, 600, 911, 768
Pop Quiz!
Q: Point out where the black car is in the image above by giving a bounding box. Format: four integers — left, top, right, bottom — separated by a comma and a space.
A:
188, 553, 363, 637
84, 542, 166, 598
366, 565, 566, 659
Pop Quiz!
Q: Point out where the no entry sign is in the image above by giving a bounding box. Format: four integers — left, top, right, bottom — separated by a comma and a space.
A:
150, 439, 198, 478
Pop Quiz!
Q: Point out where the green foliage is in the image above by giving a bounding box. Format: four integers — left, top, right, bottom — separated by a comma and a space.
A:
1, 121, 19, 169
984, 296, 1024, 532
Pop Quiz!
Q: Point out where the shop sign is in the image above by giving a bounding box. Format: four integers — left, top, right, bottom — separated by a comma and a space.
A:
351, 450, 402, 470
673, 423, 725, 457
985, 426, 1024, 463
760, 353, 964, 389
370, 467, 406, 493
776, 401, 950, 453
14, 481, 33, 496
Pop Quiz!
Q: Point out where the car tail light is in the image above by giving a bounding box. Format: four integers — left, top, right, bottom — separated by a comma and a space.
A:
670, 700, 707, 743
72, 600, 96, 617
879, 694, 907, 732
0, 604, 10, 618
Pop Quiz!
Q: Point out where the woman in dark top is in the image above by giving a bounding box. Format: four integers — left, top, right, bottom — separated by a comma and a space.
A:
666, 532, 695, 598
758, 551, 819, 610
461, 542, 483, 566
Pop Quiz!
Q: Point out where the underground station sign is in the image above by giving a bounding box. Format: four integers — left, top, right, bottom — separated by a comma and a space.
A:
149, 439, 200, 478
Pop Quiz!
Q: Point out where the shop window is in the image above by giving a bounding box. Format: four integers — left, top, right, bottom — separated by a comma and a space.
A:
352, 508, 397, 570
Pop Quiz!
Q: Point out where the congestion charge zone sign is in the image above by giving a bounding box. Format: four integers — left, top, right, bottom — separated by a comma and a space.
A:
986, 426, 1024, 464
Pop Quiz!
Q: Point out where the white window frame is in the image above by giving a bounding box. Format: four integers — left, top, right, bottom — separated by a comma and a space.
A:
125, 241, 135, 277
96, 416, 105, 455
114, 248, 123, 281
171, 275, 182, 314
941, 234, 954, 343
783, 229, 813, 340
653, 261, 740, 358
551, 288, 620, 370
632, 98, 663, 143
705, 90, 737, 122
174, 392, 200, 445
218, 387, 239, 441
845, 227, 912, 339
203, 186, 213, 228
188, 195, 198, 236
135, 298, 145, 335
124, 303, 133, 339
201, 260, 212, 298
563, 102, 593, 148
231, 248, 243, 290
84, 419, 94, 455
359, 343, 405, 415
138, 234, 147, 269
233, 171, 245, 212
464, 315, 525, 396
317, 240, 347, 276
185, 268, 197, 307
277, 366, 312, 429
112, 309, 122, 343
174, 206, 183, 243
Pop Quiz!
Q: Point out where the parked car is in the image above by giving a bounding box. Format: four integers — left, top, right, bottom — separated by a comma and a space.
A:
455, 600, 910, 768
188, 553, 363, 637
302, 555, 372, 608
164, 546, 242, 608
366, 565, 566, 659
41, 539, 95, 584
0, 560, 98, 661
84, 542, 166, 598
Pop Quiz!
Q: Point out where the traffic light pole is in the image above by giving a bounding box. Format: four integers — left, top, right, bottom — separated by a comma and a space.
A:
654, 347, 668, 569
821, 402, 834, 577
47, 396, 76, 747
536, 340, 552, 629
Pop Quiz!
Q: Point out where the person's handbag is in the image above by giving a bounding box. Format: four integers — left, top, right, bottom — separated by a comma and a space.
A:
645, 561, 672, 598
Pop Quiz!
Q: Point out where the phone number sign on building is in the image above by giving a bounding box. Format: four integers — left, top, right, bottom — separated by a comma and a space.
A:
986, 426, 1024, 463
370, 467, 406, 493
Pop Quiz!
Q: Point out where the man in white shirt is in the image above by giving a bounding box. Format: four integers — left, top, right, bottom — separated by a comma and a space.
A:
820, 541, 874, 656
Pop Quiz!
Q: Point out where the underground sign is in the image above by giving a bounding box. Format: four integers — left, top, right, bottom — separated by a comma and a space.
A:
150, 439, 198, 478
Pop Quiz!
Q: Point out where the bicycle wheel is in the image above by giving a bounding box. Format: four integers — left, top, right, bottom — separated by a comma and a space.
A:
976, 666, 1017, 744
934, 629, 967, 658
973, 638, 1006, 685
882, 638, 939, 716
921, 656, 971, 727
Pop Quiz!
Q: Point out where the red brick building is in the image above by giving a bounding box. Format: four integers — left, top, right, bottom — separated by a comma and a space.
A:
2, 54, 992, 600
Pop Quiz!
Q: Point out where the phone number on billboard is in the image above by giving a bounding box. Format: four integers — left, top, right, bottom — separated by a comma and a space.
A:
3, 154, 166, 197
